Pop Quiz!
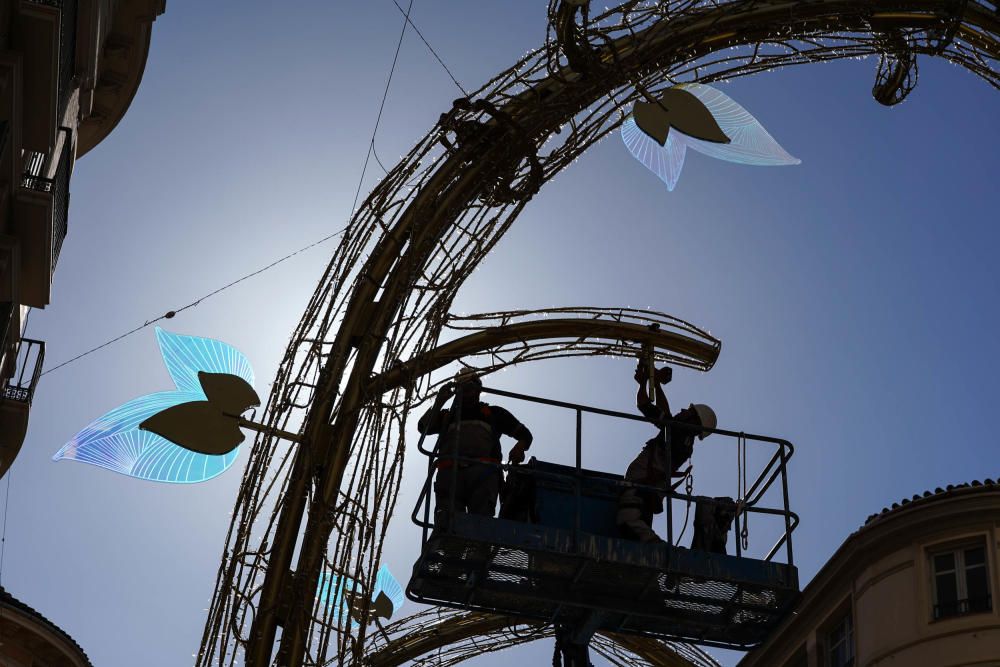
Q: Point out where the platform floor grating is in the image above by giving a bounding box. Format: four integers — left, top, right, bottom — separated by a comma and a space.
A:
407, 514, 798, 648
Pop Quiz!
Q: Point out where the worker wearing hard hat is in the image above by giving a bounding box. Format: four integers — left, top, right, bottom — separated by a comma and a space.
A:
418, 368, 533, 525
617, 362, 717, 543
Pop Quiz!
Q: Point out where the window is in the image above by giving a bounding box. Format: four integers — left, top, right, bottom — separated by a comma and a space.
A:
931, 542, 992, 620
825, 612, 854, 667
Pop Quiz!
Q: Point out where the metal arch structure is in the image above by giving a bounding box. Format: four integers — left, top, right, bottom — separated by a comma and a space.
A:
196, 2, 999, 665
362, 608, 721, 667
370, 307, 722, 397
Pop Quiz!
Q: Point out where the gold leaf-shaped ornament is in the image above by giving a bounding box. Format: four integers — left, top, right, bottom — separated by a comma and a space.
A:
632, 87, 731, 146
139, 401, 245, 456
198, 371, 260, 416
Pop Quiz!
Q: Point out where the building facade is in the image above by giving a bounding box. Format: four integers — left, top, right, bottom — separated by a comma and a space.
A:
739, 480, 1000, 667
0, 0, 165, 476
0, 586, 92, 667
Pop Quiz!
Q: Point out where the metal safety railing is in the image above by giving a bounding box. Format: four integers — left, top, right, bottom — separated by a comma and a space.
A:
19, 128, 72, 271
20, 150, 50, 193
411, 385, 797, 567
3, 338, 45, 405
50, 128, 72, 270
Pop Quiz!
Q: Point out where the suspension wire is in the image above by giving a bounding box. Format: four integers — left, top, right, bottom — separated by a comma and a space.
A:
41, 2, 420, 379
0, 467, 11, 589
388, 0, 469, 96
349, 0, 414, 216
39, 3, 423, 380
676, 466, 694, 543
372, 142, 391, 175
40, 225, 349, 378
739, 432, 749, 551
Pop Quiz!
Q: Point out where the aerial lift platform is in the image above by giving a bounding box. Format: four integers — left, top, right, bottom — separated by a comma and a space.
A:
407, 386, 799, 658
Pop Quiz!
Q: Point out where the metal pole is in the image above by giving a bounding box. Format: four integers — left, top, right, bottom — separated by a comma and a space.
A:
733, 507, 742, 559
418, 427, 433, 543
779, 444, 794, 566
664, 424, 673, 547
449, 384, 462, 527
575, 408, 582, 546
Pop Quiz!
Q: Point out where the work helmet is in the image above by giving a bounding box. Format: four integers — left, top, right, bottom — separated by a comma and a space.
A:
689, 404, 717, 440
453, 368, 482, 389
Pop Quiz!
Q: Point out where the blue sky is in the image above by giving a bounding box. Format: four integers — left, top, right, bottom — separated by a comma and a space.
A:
5, 2, 998, 666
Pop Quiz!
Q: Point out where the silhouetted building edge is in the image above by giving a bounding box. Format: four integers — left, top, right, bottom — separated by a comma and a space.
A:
0, 0, 166, 476
739, 480, 1000, 667
0, 585, 92, 666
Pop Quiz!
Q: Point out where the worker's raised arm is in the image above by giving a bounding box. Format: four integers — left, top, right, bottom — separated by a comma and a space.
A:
417, 383, 455, 434
635, 363, 672, 422
416, 407, 442, 435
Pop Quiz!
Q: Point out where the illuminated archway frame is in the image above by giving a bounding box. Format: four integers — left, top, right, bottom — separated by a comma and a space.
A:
196, 2, 999, 665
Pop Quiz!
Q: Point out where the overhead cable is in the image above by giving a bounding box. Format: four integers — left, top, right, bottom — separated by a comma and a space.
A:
350, 0, 415, 215
388, 0, 469, 96
40, 226, 349, 378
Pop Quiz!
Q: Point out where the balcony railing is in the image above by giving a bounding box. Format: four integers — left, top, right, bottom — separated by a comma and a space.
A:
50, 129, 71, 269
3, 337, 45, 405
19, 128, 72, 272
20, 150, 52, 192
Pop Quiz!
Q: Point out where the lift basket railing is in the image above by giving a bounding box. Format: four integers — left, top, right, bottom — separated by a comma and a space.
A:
411, 386, 797, 565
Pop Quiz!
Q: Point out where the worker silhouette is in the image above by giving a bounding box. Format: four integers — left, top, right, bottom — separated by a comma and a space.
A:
418, 369, 533, 525
617, 362, 717, 543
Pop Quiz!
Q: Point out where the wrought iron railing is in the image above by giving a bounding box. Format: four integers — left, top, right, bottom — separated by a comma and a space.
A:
3, 337, 45, 405
20, 150, 51, 192
934, 594, 993, 620
18, 129, 72, 271
50, 128, 72, 270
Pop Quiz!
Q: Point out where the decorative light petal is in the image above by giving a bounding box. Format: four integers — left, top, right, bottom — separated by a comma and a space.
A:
56, 329, 255, 483
374, 565, 405, 617
315, 565, 404, 627
55, 390, 204, 454
156, 328, 255, 394
621, 116, 687, 191
53, 424, 239, 483
677, 83, 801, 166
316, 570, 362, 629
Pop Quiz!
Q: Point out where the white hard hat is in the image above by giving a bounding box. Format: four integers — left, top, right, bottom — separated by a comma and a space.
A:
453, 368, 482, 387
690, 404, 717, 440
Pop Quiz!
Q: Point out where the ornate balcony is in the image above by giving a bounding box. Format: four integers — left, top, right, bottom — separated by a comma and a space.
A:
0, 305, 44, 476
15, 127, 71, 305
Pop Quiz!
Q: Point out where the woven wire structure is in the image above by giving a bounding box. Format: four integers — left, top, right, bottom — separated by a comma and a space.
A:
196, 2, 999, 665
363, 607, 721, 666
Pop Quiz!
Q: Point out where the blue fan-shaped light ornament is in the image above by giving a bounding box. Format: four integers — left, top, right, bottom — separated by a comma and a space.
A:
621, 83, 801, 191
52, 328, 255, 483
316, 565, 404, 628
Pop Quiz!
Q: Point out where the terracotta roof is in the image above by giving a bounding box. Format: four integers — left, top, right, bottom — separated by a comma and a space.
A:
0, 586, 92, 666
864, 478, 1000, 526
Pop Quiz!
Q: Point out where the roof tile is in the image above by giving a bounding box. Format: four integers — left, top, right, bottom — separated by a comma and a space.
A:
864, 479, 1000, 526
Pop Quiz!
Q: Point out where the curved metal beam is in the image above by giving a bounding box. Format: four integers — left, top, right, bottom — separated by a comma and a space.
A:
365, 611, 704, 667
370, 318, 721, 395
